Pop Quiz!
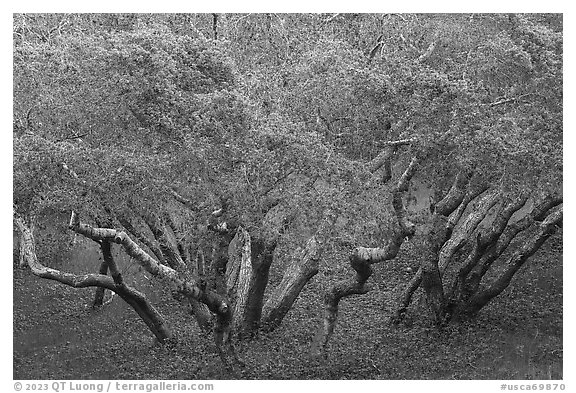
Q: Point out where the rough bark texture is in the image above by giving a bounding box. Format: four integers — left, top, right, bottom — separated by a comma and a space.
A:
461, 194, 562, 302
438, 188, 500, 275
393, 172, 470, 323
432, 170, 472, 216
224, 204, 289, 338
261, 209, 337, 332
458, 205, 562, 316
393, 173, 490, 323
226, 226, 256, 336
394, 178, 562, 324
449, 194, 528, 303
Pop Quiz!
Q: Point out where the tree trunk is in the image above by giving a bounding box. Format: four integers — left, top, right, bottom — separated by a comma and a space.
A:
226, 227, 275, 338
458, 206, 562, 316
92, 259, 109, 307
438, 188, 499, 275
188, 249, 214, 332
67, 211, 243, 366
463, 194, 562, 300
226, 203, 289, 339
393, 171, 495, 323
261, 210, 336, 332
100, 239, 172, 343
420, 256, 445, 324
394, 187, 562, 324
312, 248, 375, 358
448, 194, 528, 303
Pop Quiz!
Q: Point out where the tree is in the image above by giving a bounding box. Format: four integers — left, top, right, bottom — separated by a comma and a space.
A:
14, 13, 562, 366
13, 16, 338, 370
295, 14, 562, 356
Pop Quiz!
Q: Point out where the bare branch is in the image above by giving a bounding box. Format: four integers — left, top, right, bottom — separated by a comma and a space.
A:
417, 41, 437, 63
487, 94, 533, 107
323, 13, 341, 23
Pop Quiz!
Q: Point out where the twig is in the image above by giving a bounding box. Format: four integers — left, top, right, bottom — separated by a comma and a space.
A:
232, 13, 253, 28
487, 94, 533, 107
417, 41, 437, 63
323, 13, 341, 24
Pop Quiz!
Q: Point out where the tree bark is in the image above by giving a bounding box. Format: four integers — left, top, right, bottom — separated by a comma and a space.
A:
226, 204, 289, 338
226, 226, 256, 337
438, 188, 500, 275
448, 194, 528, 303
117, 213, 167, 265
393, 173, 491, 323
227, 229, 276, 339
100, 239, 173, 342
463, 194, 562, 298
261, 210, 336, 332
432, 170, 472, 216
92, 259, 109, 308
189, 249, 214, 332
458, 205, 562, 316
68, 211, 242, 366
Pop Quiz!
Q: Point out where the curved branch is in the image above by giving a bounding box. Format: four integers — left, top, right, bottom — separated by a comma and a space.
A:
313, 157, 418, 357
392, 182, 494, 322
68, 211, 242, 366
14, 211, 172, 342
438, 188, 501, 275
433, 170, 473, 217
449, 194, 528, 301
15, 213, 116, 290
68, 211, 228, 314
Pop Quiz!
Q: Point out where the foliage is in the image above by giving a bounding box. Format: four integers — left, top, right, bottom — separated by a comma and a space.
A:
13, 13, 563, 377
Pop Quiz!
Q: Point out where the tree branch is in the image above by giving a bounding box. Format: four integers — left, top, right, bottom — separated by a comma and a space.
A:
313, 157, 418, 357
463, 205, 562, 315
417, 41, 437, 63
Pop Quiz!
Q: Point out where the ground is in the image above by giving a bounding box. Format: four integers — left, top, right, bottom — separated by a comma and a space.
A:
13, 229, 562, 380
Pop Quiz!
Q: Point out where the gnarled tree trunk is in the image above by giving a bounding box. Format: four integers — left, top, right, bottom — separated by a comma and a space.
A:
392, 167, 563, 324
261, 209, 336, 332
312, 156, 419, 358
